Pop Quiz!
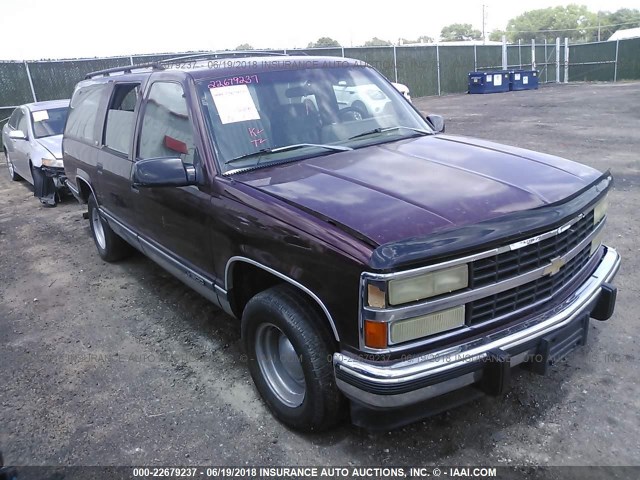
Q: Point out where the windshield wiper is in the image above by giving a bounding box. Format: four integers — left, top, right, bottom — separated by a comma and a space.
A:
224, 143, 353, 165
348, 126, 432, 141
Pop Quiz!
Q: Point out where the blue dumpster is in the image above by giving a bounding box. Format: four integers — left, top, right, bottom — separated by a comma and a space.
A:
468, 71, 510, 94
510, 70, 539, 91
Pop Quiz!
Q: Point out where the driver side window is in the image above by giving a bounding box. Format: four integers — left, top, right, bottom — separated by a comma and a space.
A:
8, 109, 21, 129
138, 82, 196, 165
17, 111, 29, 137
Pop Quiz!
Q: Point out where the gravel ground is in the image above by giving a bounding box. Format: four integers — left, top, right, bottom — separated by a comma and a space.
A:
0, 82, 639, 470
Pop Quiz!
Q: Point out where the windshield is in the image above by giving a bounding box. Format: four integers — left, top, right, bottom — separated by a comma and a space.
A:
31, 107, 69, 139
197, 66, 430, 173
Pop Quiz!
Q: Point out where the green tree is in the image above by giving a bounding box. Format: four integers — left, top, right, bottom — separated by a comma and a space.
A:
307, 37, 341, 48
440, 23, 482, 41
489, 29, 506, 42
400, 35, 434, 45
596, 8, 640, 40
235, 44, 253, 50
505, 5, 596, 43
363, 37, 392, 46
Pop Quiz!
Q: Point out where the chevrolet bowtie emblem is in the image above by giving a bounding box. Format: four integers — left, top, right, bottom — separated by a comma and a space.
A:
544, 256, 566, 276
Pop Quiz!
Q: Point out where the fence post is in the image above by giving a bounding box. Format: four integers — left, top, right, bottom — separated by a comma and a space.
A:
564, 37, 569, 83
531, 39, 536, 70
502, 35, 507, 70
473, 44, 477, 71
544, 39, 547, 82
518, 39, 522, 68
436, 44, 441, 96
556, 37, 561, 83
393, 45, 398, 82
24, 62, 37, 103
614, 39, 619, 82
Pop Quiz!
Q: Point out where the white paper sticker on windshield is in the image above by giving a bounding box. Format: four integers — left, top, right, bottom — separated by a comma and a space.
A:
32, 110, 49, 122
210, 84, 260, 124
514, 73, 521, 81
523, 76, 529, 84
494, 74, 502, 86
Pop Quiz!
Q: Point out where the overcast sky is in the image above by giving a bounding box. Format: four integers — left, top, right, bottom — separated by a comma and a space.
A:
0, 0, 637, 60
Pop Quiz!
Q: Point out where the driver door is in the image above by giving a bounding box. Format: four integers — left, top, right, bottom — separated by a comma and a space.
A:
133, 80, 215, 277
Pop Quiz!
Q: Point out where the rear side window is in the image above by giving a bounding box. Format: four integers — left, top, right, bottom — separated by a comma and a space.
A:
138, 82, 196, 165
104, 83, 140, 155
65, 84, 107, 144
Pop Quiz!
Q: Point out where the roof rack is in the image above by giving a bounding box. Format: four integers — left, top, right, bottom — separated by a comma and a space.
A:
84, 50, 292, 79
160, 50, 290, 64
85, 61, 165, 79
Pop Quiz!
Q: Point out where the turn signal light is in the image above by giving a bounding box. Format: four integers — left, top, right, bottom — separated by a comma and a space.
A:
364, 320, 387, 349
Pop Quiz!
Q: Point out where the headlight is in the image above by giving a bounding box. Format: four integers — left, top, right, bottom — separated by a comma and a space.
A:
593, 195, 608, 225
42, 157, 63, 168
388, 264, 468, 306
591, 228, 605, 255
389, 305, 465, 344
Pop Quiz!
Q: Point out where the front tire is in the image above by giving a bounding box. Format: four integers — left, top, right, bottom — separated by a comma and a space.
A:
5, 150, 20, 181
88, 195, 132, 262
242, 284, 344, 431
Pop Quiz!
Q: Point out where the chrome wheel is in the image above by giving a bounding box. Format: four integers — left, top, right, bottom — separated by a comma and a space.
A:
91, 206, 106, 250
254, 323, 306, 408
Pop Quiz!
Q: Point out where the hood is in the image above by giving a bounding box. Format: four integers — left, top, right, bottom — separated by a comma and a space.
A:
236, 134, 602, 246
37, 134, 63, 159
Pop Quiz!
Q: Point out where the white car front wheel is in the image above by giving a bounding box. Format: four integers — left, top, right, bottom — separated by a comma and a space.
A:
5, 150, 20, 181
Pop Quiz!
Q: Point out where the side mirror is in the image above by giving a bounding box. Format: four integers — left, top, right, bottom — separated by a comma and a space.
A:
133, 157, 196, 188
426, 115, 445, 133
9, 130, 27, 140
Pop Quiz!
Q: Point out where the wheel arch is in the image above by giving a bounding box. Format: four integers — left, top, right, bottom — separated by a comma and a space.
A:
75, 176, 96, 204
225, 256, 340, 343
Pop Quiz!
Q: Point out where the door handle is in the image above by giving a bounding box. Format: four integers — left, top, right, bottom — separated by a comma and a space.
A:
96, 162, 103, 175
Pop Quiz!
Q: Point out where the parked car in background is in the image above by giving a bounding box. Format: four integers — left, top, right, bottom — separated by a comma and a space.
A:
63, 54, 619, 432
2, 99, 70, 206
392, 82, 411, 102
329, 81, 412, 120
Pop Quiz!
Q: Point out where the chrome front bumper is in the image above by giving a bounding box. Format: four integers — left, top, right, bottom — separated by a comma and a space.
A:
334, 246, 621, 409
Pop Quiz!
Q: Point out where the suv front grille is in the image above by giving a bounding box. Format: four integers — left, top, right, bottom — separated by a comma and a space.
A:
468, 244, 592, 324
469, 210, 595, 289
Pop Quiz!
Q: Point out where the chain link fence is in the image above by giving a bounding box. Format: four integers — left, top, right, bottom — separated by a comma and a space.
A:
1, 39, 639, 128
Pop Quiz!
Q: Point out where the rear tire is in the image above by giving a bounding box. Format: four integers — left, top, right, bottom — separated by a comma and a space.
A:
242, 284, 345, 431
88, 195, 132, 262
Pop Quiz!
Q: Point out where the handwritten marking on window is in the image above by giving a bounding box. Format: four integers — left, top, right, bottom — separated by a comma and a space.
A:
250, 138, 268, 147
208, 75, 259, 89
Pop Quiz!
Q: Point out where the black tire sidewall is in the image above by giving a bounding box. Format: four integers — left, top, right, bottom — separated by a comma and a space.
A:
242, 286, 340, 431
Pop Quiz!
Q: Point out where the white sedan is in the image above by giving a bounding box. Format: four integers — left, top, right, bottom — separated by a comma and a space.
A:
2, 99, 70, 206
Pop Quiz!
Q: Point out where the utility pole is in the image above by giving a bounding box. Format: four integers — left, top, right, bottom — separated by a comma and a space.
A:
482, 4, 486, 44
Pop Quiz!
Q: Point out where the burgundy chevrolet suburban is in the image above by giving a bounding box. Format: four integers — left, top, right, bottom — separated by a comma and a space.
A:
62, 53, 620, 431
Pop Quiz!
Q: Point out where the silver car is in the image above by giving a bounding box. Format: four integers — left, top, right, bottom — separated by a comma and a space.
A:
2, 99, 70, 206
